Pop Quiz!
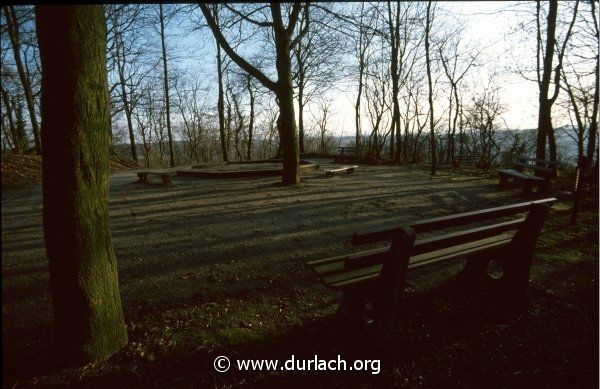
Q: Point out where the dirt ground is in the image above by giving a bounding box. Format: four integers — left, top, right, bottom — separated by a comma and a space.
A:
2, 160, 598, 388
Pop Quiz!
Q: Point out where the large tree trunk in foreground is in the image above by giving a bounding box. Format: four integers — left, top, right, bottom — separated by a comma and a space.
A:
36, 5, 128, 364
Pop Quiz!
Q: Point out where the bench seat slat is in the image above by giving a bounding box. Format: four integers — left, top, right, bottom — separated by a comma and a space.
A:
305, 246, 387, 268
498, 169, 545, 181
326, 233, 514, 289
308, 247, 387, 276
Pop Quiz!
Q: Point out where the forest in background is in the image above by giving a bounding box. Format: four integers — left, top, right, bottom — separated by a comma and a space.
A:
1, 3, 598, 171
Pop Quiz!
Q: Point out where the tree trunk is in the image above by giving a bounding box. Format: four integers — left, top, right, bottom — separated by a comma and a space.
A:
536, 0, 558, 161
247, 76, 254, 160
1, 85, 26, 154
159, 4, 175, 167
36, 5, 128, 364
425, 1, 436, 175
355, 69, 363, 161
118, 70, 138, 162
114, 31, 138, 162
587, 59, 599, 165
216, 47, 228, 162
4, 5, 42, 155
295, 47, 306, 155
274, 29, 300, 185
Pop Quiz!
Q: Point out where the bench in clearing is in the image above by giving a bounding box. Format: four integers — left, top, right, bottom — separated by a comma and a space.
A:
305, 198, 556, 328
453, 154, 479, 168
324, 165, 358, 178
136, 170, 176, 185
334, 146, 356, 163
498, 157, 558, 195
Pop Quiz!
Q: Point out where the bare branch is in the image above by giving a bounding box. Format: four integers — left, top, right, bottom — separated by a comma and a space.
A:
199, 3, 277, 92
223, 4, 273, 28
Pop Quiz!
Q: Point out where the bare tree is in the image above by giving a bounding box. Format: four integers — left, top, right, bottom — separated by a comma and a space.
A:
354, 2, 374, 161
105, 4, 148, 162
425, 1, 436, 175
464, 83, 506, 169
311, 98, 333, 154
159, 4, 175, 167
559, 0, 598, 170
200, 3, 309, 185
3, 5, 41, 154
437, 25, 480, 165
534, 0, 578, 162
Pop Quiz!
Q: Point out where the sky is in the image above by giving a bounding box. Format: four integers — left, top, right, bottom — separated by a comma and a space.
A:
155, 2, 587, 137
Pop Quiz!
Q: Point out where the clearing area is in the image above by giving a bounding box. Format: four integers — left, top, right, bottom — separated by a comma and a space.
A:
2, 161, 598, 388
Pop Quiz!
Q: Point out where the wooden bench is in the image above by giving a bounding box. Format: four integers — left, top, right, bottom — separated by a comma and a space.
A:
305, 198, 556, 329
136, 170, 175, 185
324, 165, 358, 178
453, 154, 479, 168
334, 146, 356, 163
498, 157, 558, 195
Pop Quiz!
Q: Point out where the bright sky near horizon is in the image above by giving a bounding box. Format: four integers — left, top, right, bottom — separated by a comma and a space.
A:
323, 1, 543, 138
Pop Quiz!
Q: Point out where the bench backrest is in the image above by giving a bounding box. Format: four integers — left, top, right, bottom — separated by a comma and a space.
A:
514, 157, 558, 179
305, 198, 555, 300
346, 198, 556, 271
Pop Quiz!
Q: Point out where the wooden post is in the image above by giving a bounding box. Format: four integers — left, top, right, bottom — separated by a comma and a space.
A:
339, 285, 369, 323
570, 160, 584, 225
372, 227, 416, 326
501, 203, 550, 298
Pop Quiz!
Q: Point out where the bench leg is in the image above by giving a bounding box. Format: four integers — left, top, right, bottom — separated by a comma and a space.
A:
500, 203, 551, 299
339, 286, 370, 323
162, 175, 172, 185
521, 181, 533, 195
498, 175, 510, 188
137, 173, 149, 184
371, 228, 416, 328
537, 181, 549, 196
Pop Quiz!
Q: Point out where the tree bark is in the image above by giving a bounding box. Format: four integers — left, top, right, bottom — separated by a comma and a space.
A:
425, 1, 436, 175
36, 5, 128, 364
295, 46, 306, 155
159, 4, 175, 167
588, 0, 599, 165
272, 5, 300, 185
213, 6, 228, 163
387, 2, 401, 163
247, 76, 254, 160
536, 0, 558, 161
